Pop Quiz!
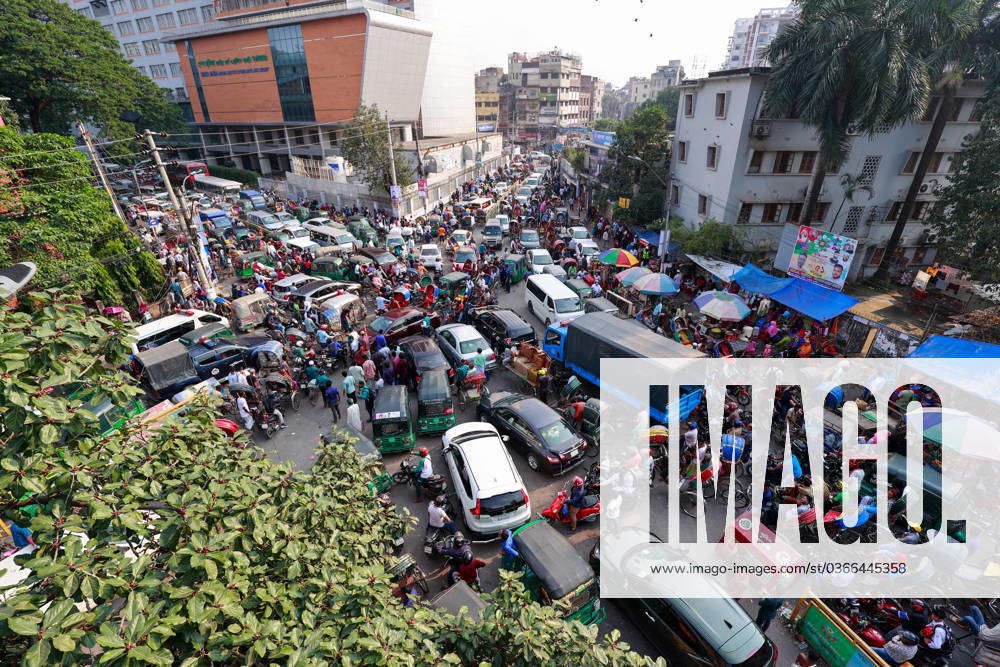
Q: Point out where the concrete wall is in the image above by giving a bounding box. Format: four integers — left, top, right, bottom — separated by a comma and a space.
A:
411, 0, 475, 136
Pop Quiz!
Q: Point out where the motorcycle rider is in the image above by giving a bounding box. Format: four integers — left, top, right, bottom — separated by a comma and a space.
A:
567, 476, 587, 531
428, 495, 456, 536
262, 388, 287, 429
413, 447, 433, 502
438, 532, 473, 585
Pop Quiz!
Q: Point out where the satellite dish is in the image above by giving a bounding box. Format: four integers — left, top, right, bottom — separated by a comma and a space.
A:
0, 262, 37, 298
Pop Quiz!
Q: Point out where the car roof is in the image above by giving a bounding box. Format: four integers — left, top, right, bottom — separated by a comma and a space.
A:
439, 323, 484, 341
292, 280, 334, 296
383, 307, 420, 319
420, 243, 438, 249
489, 309, 531, 329
503, 394, 558, 427
457, 434, 521, 495
400, 334, 438, 352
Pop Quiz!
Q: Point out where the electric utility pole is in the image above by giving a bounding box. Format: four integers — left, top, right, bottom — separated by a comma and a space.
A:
386, 114, 400, 220
77, 121, 128, 225
144, 129, 216, 300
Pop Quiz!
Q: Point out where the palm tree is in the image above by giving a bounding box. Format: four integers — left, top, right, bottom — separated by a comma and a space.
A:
873, 0, 999, 282
831, 172, 875, 228
763, 0, 932, 226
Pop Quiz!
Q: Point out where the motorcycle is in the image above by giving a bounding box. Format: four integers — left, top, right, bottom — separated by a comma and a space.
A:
835, 599, 887, 648
255, 408, 279, 440
540, 486, 600, 525
392, 455, 447, 497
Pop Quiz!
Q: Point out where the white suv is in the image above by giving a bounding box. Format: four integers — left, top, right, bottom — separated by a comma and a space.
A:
441, 423, 531, 540
420, 243, 442, 268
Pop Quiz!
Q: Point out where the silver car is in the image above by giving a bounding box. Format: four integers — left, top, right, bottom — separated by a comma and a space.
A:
435, 323, 497, 370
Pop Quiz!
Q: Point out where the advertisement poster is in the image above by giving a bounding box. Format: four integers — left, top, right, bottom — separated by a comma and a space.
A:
417, 179, 427, 198
787, 225, 857, 290
591, 130, 616, 146
389, 185, 402, 203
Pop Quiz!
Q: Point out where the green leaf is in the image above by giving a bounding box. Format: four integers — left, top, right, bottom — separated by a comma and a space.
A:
8, 615, 41, 636
99, 648, 125, 663
52, 633, 76, 652
24, 638, 51, 667
39, 423, 59, 444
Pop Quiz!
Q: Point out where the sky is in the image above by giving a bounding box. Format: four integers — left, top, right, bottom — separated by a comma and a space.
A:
461, 0, 774, 86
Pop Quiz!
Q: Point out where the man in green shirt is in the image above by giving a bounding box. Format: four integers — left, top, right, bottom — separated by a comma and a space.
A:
471, 348, 489, 379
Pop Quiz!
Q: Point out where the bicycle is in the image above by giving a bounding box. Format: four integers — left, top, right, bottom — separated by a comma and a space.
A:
680, 468, 750, 519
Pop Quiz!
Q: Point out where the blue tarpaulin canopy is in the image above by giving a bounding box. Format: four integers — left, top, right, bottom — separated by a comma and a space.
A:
908, 335, 1000, 358
732, 264, 859, 321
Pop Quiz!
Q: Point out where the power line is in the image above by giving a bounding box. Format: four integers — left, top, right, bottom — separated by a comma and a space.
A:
0, 135, 141, 163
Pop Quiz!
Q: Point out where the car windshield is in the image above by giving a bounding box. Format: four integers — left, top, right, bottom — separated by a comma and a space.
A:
521, 230, 538, 241
572, 229, 589, 239
580, 245, 599, 256
537, 419, 577, 451
421, 247, 438, 256
456, 250, 476, 262
554, 297, 582, 313
334, 234, 353, 244
532, 253, 553, 265
485, 226, 501, 236
458, 338, 488, 354
290, 228, 310, 238
274, 212, 294, 222
369, 316, 393, 332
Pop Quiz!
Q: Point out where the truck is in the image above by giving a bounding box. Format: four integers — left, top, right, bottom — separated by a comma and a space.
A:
541, 312, 705, 423
239, 189, 267, 210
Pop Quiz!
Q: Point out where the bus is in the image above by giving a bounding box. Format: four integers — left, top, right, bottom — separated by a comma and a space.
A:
167, 161, 209, 185
192, 174, 241, 197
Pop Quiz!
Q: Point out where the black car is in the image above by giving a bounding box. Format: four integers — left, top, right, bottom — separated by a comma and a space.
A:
398, 334, 453, 383
590, 531, 778, 666
477, 391, 585, 474
186, 338, 251, 379
470, 307, 537, 351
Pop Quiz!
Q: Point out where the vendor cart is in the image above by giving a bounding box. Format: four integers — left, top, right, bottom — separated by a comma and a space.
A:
504, 342, 550, 392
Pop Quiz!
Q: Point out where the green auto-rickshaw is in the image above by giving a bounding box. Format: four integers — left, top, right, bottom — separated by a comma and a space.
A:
323, 425, 392, 495
371, 385, 415, 454
179, 322, 234, 346
502, 519, 605, 625
565, 278, 593, 299
416, 368, 455, 435
439, 271, 470, 300
312, 256, 355, 281
501, 253, 528, 284
235, 251, 272, 278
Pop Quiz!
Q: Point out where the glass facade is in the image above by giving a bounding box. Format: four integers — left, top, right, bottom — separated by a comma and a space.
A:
267, 24, 315, 122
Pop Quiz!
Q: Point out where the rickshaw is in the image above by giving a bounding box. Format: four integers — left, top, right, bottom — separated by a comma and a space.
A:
416, 368, 456, 435
501, 253, 528, 284
293, 206, 313, 222
179, 322, 234, 345
322, 425, 393, 495
248, 339, 286, 372
235, 251, 272, 278
561, 257, 580, 278
439, 271, 470, 300
137, 341, 201, 401
371, 385, 415, 454
501, 519, 605, 624
228, 292, 276, 333
550, 239, 567, 259
317, 293, 366, 332
261, 371, 302, 412
457, 369, 488, 409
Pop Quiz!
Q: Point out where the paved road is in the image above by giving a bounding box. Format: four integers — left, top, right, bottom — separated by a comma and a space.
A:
254, 241, 806, 663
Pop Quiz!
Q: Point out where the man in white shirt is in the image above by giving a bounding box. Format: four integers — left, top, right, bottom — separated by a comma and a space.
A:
427, 497, 456, 535
236, 394, 254, 431
346, 400, 362, 432
414, 446, 433, 501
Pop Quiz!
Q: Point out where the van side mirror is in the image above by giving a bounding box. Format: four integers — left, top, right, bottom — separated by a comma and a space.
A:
501, 435, 509, 443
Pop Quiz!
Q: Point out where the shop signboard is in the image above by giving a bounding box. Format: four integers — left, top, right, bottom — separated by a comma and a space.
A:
797, 604, 879, 667
417, 179, 427, 198
787, 225, 858, 291
591, 130, 616, 146
477, 123, 496, 133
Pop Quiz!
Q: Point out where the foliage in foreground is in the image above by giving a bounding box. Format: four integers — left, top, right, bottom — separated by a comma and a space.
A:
0, 292, 657, 666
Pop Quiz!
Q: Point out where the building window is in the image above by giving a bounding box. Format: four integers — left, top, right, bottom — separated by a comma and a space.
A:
886, 201, 902, 221
773, 151, 793, 174
747, 150, 763, 174
706, 145, 718, 170
169, 61, 182, 77
927, 152, 944, 173
902, 152, 920, 174
969, 99, 982, 122
947, 98, 963, 122
267, 24, 316, 123
111, 0, 126, 12
715, 92, 728, 118
859, 155, 882, 184
135, 65, 147, 75
911, 246, 928, 265
812, 202, 830, 224
150, 64, 167, 78
200, 4, 215, 20
843, 206, 864, 234
177, 8, 197, 24
123, 41, 141, 57
671, 185, 680, 205
155, 12, 175, 28
117, 20, 133, 35
684, 93, 695, 116
869, 247, 885, 265
142, 39, 160, 55
130, 0, 148, 10
677, 141, 687, 163
698, 194, 708, 215
175, 87, 187, 98
78, 7, 92, 18
798, 151, 816, 174
136, 16, 154, 31
911, 201, 929, 220
738, 203, 752, 223
761, 203, 782, 223
786, 203, 803, 222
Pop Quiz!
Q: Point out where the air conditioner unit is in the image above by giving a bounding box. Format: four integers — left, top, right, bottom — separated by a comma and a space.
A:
750, 120, 771, 138
919, 178, 940, 194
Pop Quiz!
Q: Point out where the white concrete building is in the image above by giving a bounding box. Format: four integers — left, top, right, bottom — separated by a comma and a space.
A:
723, 6, 799, 70
651, 61, 685, 92
670, 68, 985, 281
411, 0, 475, 136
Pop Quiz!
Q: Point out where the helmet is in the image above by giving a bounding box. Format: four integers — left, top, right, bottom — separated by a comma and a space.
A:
320, 324, 328, 330
911, 599, 925, 613
308, 360, 315, 366
538, 368, 547, 376
572, 476, 584, 487
296, 340, 303, 347
453, 531, 466, 543
419, 447, 429, 457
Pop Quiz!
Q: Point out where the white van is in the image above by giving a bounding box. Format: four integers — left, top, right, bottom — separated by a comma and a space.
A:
132, 309, 228, 354
284, 237, 321, 254
272, 273, 314, 303
303, 223, 357, 252
524, 274, 584, 326
441, 423, 531, 540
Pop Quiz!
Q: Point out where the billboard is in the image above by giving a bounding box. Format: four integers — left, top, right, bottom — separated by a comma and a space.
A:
591, 130, 615, 146
477, 122, 496, 133
786, 225, 858, 290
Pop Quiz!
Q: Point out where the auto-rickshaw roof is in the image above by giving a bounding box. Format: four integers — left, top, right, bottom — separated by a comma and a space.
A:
240, 251, 268, 261
417, 369, 451, 402
429, 581, 488, 621
372, 384, 409, 420
314, 256, 343, 266
502, 253, 525, 261
513, 520, 595, 599
137, 341, 198, 391
441, 271, 469, 283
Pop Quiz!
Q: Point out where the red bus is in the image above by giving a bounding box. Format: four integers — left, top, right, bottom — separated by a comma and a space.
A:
167, 161, 209, 185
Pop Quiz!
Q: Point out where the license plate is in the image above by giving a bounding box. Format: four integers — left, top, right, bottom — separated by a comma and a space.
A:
424, 545, 433, 554
395, 537, 404, 546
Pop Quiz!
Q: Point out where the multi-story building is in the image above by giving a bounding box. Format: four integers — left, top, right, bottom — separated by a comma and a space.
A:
601, 86, 627, 121
722, 5, 799, 69
63, 0, 225, 119
506, 49, 582, 145
579, 75, 600, 126
474, 67, 504, 94
651, 61, 685, 92
669, 68, 985, 282
475, 93, 500, 131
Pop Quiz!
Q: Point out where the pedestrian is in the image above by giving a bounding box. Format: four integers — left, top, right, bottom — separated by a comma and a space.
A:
325, 383, 341, 422
755, 598, 783, 633
536, 368, 550, 404
362, 355, 377, 382
1, 519, 36, 550
236, 392, 254, 432
567, 475, 587, 531
472, 347, 488, 377
413, 446, 433, 501
357, 380, 374, 422
346, 400, 362, 432
792, 649, 820, 667
342, 370, 357, 405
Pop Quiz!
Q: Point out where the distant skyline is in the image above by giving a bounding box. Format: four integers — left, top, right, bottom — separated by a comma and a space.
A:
461, 0, 781, 85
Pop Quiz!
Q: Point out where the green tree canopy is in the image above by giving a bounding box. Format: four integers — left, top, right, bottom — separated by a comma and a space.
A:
0, 292, 658, 666
0, 127, 163, 303
601, 105, 671, 225
668, 218, 745, 260
340, 104, 414, 196
640, 87, 681, 131
0, 0, 184, 141
592, 118, 621, 132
